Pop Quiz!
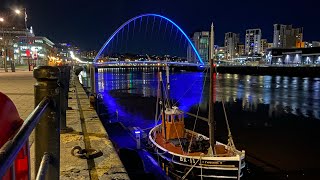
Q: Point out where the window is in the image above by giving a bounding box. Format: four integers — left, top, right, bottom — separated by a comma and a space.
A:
174, 115, 179, 122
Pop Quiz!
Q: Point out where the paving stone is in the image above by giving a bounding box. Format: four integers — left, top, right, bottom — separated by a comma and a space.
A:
0, 70, 129, 180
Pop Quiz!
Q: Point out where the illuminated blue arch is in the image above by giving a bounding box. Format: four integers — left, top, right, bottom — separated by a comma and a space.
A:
93, 14, 204, 65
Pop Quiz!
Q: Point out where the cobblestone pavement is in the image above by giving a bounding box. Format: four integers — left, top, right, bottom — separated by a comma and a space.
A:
0, 71, 35, 120
0, 69, 128, 179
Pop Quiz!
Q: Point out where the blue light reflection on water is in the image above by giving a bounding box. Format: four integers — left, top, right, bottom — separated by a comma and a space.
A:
95, 68, 320, 129
96, 68, 205, 129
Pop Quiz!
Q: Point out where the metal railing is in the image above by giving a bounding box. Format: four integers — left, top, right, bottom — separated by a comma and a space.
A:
0, 97, 50, 178
0, 65, 71, 180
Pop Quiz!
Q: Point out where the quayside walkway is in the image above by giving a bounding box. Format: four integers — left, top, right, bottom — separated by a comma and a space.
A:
0, 67, 129, 179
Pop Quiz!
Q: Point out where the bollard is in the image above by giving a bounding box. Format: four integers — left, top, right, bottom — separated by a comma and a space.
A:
135, 130, 141, 149
58, 66, 72, 133
64, 66, 72, 131
88, 65, 96, 109
89, 94, 95, 109
34, 66, 60, 180
4, 49, 8, 72
89, 64, 96, 95
10, 60, 15, 72
57, 66, 67, 130
133, 127, 141, 149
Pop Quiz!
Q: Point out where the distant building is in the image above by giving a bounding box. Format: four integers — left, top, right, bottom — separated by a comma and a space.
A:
187, 41, 195, 63
237, 44, 245, 56
56, 43, 81, 60
224, 32, 240, 60
245, 29, 261, 55
273, 24, 303, 48
13, 36, 55, 66
260, 39, 268, 55
216, 46, 225, 60
312, 41, 320, 47
56, 43, 71, 59
0, 27, 34, 66
81, 50, 98, 59
187, 31, 210, 63
266, 47, 320, 65
304, 42, 312, 48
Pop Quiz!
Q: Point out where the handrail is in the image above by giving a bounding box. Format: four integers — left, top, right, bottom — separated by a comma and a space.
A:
0, 97, 51, 177
36, 152, 51, 180
0, 65, 71, 179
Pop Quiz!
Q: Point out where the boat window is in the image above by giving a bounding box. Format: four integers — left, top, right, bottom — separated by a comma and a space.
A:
167, 115, 171, 122
174, 115, 179, 122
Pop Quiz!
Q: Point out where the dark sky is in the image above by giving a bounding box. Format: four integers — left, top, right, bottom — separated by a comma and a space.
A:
1, 0, 319, 53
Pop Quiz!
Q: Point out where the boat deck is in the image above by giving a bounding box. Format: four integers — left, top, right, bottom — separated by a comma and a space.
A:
154, 132, 233, 156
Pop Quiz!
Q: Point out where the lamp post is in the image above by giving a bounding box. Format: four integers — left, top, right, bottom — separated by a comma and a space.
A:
14, 8, 29, 70
0, 17, 8, 72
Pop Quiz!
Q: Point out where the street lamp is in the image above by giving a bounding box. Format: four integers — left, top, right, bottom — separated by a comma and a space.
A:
0, 17, 8, 72
14, 9, 21, 15
14, 8, 30, 70
0, 8, 29, 72
14, 8, 27, 30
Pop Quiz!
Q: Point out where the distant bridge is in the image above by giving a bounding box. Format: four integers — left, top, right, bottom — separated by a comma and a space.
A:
93, 14, 205, 66
94, 60, 201, 67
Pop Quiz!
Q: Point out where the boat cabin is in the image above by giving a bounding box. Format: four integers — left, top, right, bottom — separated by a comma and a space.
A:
161, 106, 185, 141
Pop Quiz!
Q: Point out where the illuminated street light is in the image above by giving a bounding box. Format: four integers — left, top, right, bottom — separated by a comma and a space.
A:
70, 51, 89, 64
14, 9, 21, 15
0, 17, 4, 22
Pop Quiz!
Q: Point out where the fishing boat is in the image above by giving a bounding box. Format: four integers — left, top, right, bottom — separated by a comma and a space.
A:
148, 59, 246, 179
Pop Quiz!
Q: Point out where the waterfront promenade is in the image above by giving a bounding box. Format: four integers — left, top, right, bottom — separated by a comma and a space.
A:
0, 68, 129, 179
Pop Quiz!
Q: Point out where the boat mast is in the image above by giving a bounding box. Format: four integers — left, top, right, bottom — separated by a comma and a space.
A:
208, 58, 216, 154
160, 72, 167, 140
166, 64, 171, 107
155, 68, 160, 126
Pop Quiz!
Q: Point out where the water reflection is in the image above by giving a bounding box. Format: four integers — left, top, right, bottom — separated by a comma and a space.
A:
95, 68, 320, 127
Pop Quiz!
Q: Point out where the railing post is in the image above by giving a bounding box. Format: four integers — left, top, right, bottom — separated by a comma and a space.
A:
57, 66, 67, 131
34, 66, 60, 180
65, 65, 71, 106
89, 64, 96, 109
59, 65, 72, 133
89, 64, 96, 95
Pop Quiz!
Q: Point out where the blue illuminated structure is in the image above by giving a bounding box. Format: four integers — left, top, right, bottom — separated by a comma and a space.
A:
93, 14, 204, 65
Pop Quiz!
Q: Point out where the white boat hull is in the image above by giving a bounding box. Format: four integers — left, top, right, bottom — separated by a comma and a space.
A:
148, 125, 246, 179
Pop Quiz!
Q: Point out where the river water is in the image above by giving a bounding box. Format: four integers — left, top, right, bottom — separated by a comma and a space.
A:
85, 67, 320, 179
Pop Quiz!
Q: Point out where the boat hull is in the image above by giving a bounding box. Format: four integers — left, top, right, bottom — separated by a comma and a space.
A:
148, 125, 245, 179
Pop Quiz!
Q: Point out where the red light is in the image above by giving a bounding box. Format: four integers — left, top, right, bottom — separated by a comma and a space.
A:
26, 49, 31, 57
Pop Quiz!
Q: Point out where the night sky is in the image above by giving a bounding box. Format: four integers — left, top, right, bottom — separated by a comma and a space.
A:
1, 0, 319, 54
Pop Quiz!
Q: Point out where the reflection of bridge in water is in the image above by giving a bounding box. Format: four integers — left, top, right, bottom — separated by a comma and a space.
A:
95, 60, 200, 67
